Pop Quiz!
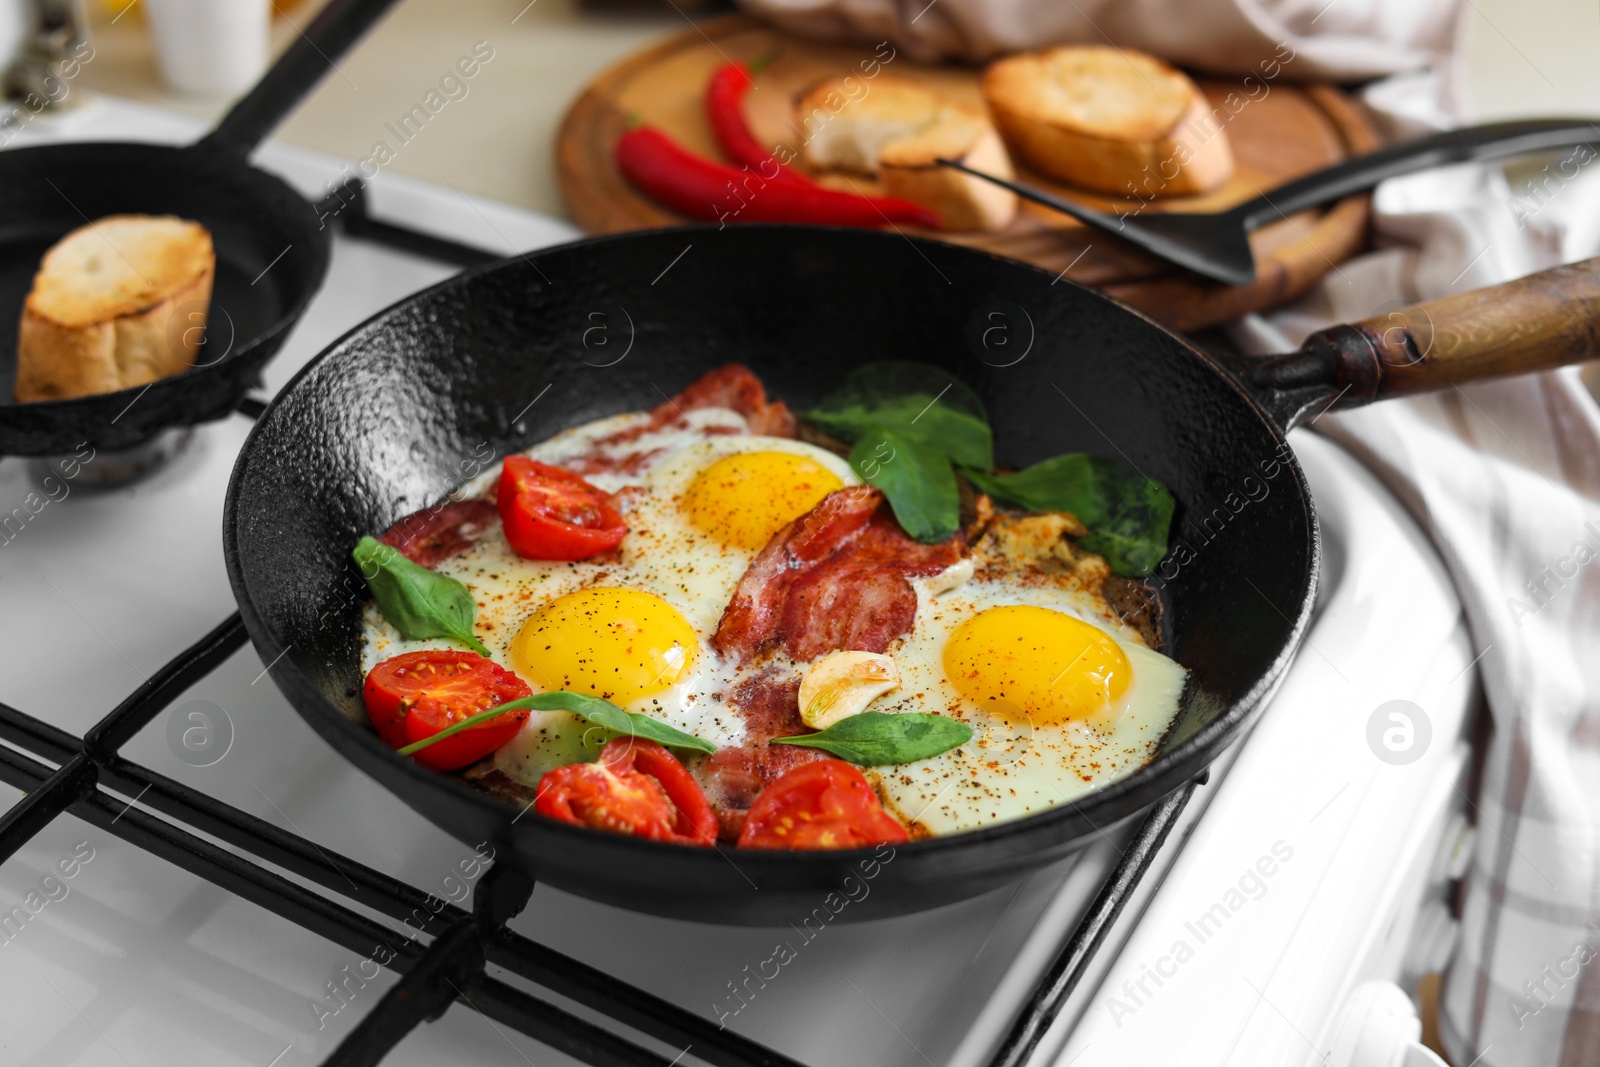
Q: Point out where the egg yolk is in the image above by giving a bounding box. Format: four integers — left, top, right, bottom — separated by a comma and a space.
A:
682, 451, 844, 550
511, 587, 697, 702
943, 605, 1131, 724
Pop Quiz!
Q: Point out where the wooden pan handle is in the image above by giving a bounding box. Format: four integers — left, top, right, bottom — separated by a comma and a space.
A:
1302, 258, 1600, 405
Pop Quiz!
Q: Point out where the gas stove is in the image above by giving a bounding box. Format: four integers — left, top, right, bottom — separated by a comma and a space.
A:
0, 97, 1474, 1067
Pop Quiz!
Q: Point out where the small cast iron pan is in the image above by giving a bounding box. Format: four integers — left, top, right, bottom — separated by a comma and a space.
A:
0, 0, 399, 456
224, 225, 1600, 924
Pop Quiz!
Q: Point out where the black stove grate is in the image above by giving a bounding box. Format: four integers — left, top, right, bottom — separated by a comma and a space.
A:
0, 184, 1197, 1067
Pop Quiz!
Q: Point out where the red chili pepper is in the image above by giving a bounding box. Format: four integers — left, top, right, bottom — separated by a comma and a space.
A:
706, 60, 808, 185
615, 125, 941, 230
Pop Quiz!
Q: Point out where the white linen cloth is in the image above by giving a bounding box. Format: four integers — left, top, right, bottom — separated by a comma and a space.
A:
735, 2, 1600, 1063
737, 0, 1459, 79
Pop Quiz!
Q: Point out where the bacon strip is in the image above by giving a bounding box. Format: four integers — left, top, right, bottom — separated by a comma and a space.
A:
561, 447, 666, 478
697, 744, 828, 841
377, 498, 498, 568
727, 671, 806, 739
713, 486, 965, 663
647, 363, 798, 437
694, 671, 816, 839
714, 486, 878, 658
552, 365, 799, 478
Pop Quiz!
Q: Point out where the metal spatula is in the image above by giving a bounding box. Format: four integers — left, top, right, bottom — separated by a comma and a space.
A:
937, 118, 1600, 286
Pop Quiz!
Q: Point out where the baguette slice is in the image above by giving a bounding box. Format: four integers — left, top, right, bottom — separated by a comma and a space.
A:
799, 77, 1017, 232
982, 46, 1232, 197
15, 214, 215, 403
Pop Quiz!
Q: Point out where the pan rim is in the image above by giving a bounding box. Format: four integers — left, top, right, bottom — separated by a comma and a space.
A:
223, 222, 1319, 868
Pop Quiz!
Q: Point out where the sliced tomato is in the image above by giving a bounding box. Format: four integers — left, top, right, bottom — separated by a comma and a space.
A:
737, 758, 908, 850
496, 457, 627, 561
535, 738, 717, 846
363, 650, 532, 771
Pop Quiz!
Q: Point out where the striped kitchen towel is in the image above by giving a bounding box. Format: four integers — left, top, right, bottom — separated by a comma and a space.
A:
1231, 140, 1600, 1067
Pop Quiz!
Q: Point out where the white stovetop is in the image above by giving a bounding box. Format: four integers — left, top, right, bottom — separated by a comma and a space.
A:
0, 100, 1472, 1067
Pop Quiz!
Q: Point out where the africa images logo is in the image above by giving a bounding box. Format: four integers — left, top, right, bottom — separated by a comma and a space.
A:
1102, 841, 1294, 1027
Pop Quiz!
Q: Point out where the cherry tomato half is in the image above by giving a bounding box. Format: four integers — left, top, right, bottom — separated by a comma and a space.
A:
737, 758, 909, 850
496, 457, 627, 561
363, 650, 532, 771
535, 738, 717, 846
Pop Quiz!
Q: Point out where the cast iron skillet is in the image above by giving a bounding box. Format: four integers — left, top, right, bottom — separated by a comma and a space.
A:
224, 225, 1600, 925
0, 0, 398, 456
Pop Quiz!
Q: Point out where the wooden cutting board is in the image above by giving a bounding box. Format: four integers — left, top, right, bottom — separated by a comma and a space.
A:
557, 15, 1381, 332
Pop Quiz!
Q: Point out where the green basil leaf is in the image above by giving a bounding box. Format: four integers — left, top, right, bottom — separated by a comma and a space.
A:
804, 361, 993, 470
353, 536, 491, 656
772, 711, 971, 766
962, 456, 1175, 577
523, 690, 716, 754
849, 426, 960, 544
397, 690, 716, 758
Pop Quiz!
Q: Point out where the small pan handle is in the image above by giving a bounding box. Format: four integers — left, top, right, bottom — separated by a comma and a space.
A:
1254, 259, 1600, 426
195, 0, 400, 159
1232, 119, 1600, 228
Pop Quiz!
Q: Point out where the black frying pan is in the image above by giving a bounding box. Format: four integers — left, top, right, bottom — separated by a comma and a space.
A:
0, 0, 398, 456
224, 226, 1600, 925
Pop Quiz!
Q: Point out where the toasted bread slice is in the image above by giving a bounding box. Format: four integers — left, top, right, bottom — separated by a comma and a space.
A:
982, 46, 1232, 198
15, 214, 215, 403
799, 77, 1017, 232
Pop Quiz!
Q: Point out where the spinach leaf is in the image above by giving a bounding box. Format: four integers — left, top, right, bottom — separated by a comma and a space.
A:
397, 690, 716, 757
772, 711, 972, 766
804, 361, 993, 470
352, 536, 491, 656
849, 426, 960, 544
962, 456, 1175, 576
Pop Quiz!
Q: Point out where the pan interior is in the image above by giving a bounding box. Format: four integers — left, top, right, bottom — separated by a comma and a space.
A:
229, 225, 1314, 871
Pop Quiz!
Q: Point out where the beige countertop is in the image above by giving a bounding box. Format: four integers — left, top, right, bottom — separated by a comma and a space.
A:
70, 0, 1600, 224
74, 0, 684, 219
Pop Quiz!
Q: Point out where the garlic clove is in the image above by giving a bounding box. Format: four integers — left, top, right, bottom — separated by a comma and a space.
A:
799, 650, 901, 730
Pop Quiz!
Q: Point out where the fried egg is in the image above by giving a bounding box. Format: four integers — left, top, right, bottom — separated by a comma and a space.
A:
360, 402, 1188, 838
865, 571, 1187, 836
